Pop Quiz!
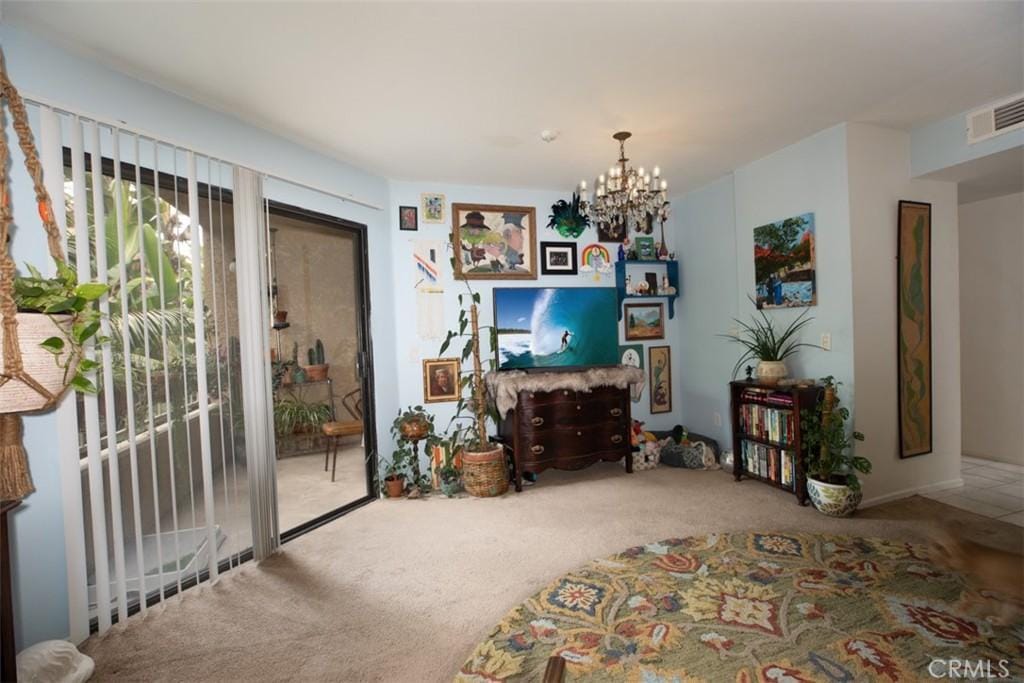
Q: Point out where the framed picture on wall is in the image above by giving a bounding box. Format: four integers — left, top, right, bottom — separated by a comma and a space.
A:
452, 203, 537, 280
540, 241, 578, 275
896, 200, 932, 458
421, 193, 446, 223
753, 212, 817, 308
649, 345, 672, 414
624, 302, 665, 340
619, 344, 645, 403
423, 357, 460, 403
399, 205, 418, 231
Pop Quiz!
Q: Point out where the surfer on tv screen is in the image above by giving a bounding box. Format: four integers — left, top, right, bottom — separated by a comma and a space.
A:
560, 330, 574, 352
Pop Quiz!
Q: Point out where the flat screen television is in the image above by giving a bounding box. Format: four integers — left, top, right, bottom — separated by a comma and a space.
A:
493, 287, 619, 370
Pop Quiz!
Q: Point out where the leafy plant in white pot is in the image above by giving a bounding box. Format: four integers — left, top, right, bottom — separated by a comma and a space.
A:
801, 376, 871, 517
722, 297, 818, 385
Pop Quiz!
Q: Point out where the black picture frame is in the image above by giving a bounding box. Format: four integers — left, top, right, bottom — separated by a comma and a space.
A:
399, 205, 418, 231
540, 241, 579, 275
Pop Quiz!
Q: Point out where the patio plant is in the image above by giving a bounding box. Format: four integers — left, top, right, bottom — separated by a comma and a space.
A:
273, 397, 331, 436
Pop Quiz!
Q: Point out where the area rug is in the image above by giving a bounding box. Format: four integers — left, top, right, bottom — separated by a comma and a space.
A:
456, 532, 1022, 681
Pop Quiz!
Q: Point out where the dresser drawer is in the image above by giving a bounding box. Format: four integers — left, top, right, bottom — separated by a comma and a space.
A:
519, 424, 629, 464
518, 392, 628, 432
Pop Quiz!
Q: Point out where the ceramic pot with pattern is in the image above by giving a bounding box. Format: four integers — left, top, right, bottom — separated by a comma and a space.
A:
756, 359, 788, 385
807, 477, 862, 517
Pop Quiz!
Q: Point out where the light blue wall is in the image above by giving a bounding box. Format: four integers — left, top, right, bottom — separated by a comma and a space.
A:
911, 100, 1024, 178
1, 24, 396, 648
387, 180, 685, 477
670, 125, 854, 452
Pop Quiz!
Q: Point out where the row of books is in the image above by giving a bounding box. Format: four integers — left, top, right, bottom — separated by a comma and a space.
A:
738, 402, 795, 447
740, 440, 797, 490
739, 387, 795, 407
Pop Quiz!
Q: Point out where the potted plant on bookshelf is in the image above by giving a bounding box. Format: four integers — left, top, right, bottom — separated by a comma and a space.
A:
801, 376, 871, 517
439, 280, 506, 498
722, 297, 818, 385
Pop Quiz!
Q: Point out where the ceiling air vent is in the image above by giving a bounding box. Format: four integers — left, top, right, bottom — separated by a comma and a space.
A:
967, 93, 1024, 144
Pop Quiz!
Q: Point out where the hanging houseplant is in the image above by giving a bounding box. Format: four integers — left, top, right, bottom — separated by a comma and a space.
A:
0, 49, 109, 502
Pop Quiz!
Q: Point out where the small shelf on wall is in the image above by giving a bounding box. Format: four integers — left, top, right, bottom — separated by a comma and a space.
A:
614, 259, 680, 320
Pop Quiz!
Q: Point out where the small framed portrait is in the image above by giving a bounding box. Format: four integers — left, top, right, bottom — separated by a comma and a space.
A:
540, 241, 578, 275
421, 193, 446, 223
635, 236, 656, 260
649, 345, 672, 414
423, 357, 459, 403
624, 302, 665, 340
399, 205, 418, 231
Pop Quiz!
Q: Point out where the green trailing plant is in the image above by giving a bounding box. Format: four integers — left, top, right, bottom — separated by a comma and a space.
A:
546, 192, 590, 239
307, 338, 326, 366
801, 376, 870, 490
721, 296, 819, 378
13, 261, 110, 393
273, 398, 331, 436
389, 406, 441, 491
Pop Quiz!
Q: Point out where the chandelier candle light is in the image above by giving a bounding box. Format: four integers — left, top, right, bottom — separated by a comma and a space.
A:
578, 131, 670, 234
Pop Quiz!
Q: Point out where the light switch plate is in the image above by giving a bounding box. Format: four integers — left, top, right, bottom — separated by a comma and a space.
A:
820, 333, 832, 351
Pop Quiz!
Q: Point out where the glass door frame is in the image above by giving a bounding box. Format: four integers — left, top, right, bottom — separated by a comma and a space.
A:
264, 201, 379, 543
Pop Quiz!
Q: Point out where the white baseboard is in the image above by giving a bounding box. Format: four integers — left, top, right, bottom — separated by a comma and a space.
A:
860, 478, 964, 509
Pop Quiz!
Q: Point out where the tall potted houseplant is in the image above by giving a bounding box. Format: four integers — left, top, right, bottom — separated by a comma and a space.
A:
801, 376, 871, 517
439, 284, 507, 497
722, 296, 818, 384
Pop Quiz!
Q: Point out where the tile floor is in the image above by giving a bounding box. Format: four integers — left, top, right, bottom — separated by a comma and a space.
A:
921, 455, 1024, 527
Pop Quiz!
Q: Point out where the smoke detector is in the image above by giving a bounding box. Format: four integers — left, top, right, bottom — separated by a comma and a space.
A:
540, 129, 560, 143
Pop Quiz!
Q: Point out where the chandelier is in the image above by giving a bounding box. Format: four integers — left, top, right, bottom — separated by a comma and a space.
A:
578, 131, 669, 236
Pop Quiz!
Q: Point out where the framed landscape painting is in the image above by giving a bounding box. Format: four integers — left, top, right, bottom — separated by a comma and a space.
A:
649, 345, 672, 414
754, 212, 816, 308
624, 302, 664, 340
897, 200, 932, 458
452, 203, 537, 280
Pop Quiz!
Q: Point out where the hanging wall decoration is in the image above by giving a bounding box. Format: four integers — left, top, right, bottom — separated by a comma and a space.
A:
579, 243, 613, 282
421, 192, 446, 223
540, 242, 578, 275
897, 200, 932, 458
399, 205, 418, 231
414, 239, 444, 340
619, 344, 645, 403
649, 345, 672, 414
546, 193, 590, 239
753, 212, 817, 308
452, 203, 537, 280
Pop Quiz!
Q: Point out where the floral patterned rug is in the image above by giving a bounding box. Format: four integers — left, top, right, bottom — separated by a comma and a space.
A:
456, 533, 1022, 681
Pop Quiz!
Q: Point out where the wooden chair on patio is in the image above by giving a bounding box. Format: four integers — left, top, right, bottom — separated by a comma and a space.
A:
322, 388, 363, 482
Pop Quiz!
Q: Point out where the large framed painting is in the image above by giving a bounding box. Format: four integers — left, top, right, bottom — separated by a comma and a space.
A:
897, 200, 932, 458
452, 203, 537, 280
754, 212, 817, 308
649, 345, 672, 414
624, 302, 665, 340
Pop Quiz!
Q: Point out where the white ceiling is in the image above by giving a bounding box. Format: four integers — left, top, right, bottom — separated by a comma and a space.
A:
925, 146, 1024, 204
6, 1, 1023, 194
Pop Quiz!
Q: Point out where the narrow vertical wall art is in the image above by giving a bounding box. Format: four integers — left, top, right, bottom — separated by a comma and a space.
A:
896, 200, 932, 458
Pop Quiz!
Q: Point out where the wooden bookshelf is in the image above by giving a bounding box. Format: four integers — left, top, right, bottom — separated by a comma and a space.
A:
729, 380, 822, 505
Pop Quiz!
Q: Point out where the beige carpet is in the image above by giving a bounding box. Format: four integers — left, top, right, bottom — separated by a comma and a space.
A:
81, 465, 1023, 682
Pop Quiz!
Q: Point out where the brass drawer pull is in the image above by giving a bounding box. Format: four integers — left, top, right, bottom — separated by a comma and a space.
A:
576, 431, 582, 437
531, 416, 545, 427
610, 434, 623, 444
531, 445, 545, 455
609, 408, 623, 417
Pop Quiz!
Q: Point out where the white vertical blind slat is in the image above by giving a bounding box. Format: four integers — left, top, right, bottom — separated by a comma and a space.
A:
74, 119, 112, 633
187, 152, 219, 582
41, 106, 91, 644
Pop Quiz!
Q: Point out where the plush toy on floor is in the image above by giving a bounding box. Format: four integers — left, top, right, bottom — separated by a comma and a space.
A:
626, 420, 660, 471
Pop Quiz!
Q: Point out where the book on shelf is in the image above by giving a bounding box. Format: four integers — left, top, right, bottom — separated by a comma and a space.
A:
737, 402, 796, 447
740, 439, 796, 491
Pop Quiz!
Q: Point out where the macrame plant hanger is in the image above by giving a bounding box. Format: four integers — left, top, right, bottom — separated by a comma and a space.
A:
0, 47, 72, 683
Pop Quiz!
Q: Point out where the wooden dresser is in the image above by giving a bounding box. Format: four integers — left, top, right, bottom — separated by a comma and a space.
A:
498, 384, 633, 491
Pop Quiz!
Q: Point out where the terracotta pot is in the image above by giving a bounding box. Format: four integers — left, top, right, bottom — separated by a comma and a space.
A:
756, 360, 788, 385
0, 313, 76, 414
305, 364, 329, 382
274, 310, 288, 324
399, 416, 430, 441
384, 475, 405, 498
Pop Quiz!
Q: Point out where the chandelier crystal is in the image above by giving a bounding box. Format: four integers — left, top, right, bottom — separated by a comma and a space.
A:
578, 131, 669, 237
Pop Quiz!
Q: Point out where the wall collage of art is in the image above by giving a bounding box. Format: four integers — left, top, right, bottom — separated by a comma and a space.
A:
398, 191, 678, 416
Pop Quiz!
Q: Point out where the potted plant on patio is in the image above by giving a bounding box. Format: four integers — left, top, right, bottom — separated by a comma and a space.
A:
273, 398, 331, 436
721, 296, 818, 385
801, 376, 871, 517
439, 279, 506, 498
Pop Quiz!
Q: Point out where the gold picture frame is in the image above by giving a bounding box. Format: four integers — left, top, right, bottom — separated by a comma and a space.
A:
451, 203, 537, 280
423, 357, 460, 403
649, 345, 672, 414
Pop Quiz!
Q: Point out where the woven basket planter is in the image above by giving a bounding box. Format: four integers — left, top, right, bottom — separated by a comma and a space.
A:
461, 444, 508, 497
0, 313, 76, 414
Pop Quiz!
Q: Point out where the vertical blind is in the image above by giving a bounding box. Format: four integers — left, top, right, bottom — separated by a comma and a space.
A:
31, 102, 270, 637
